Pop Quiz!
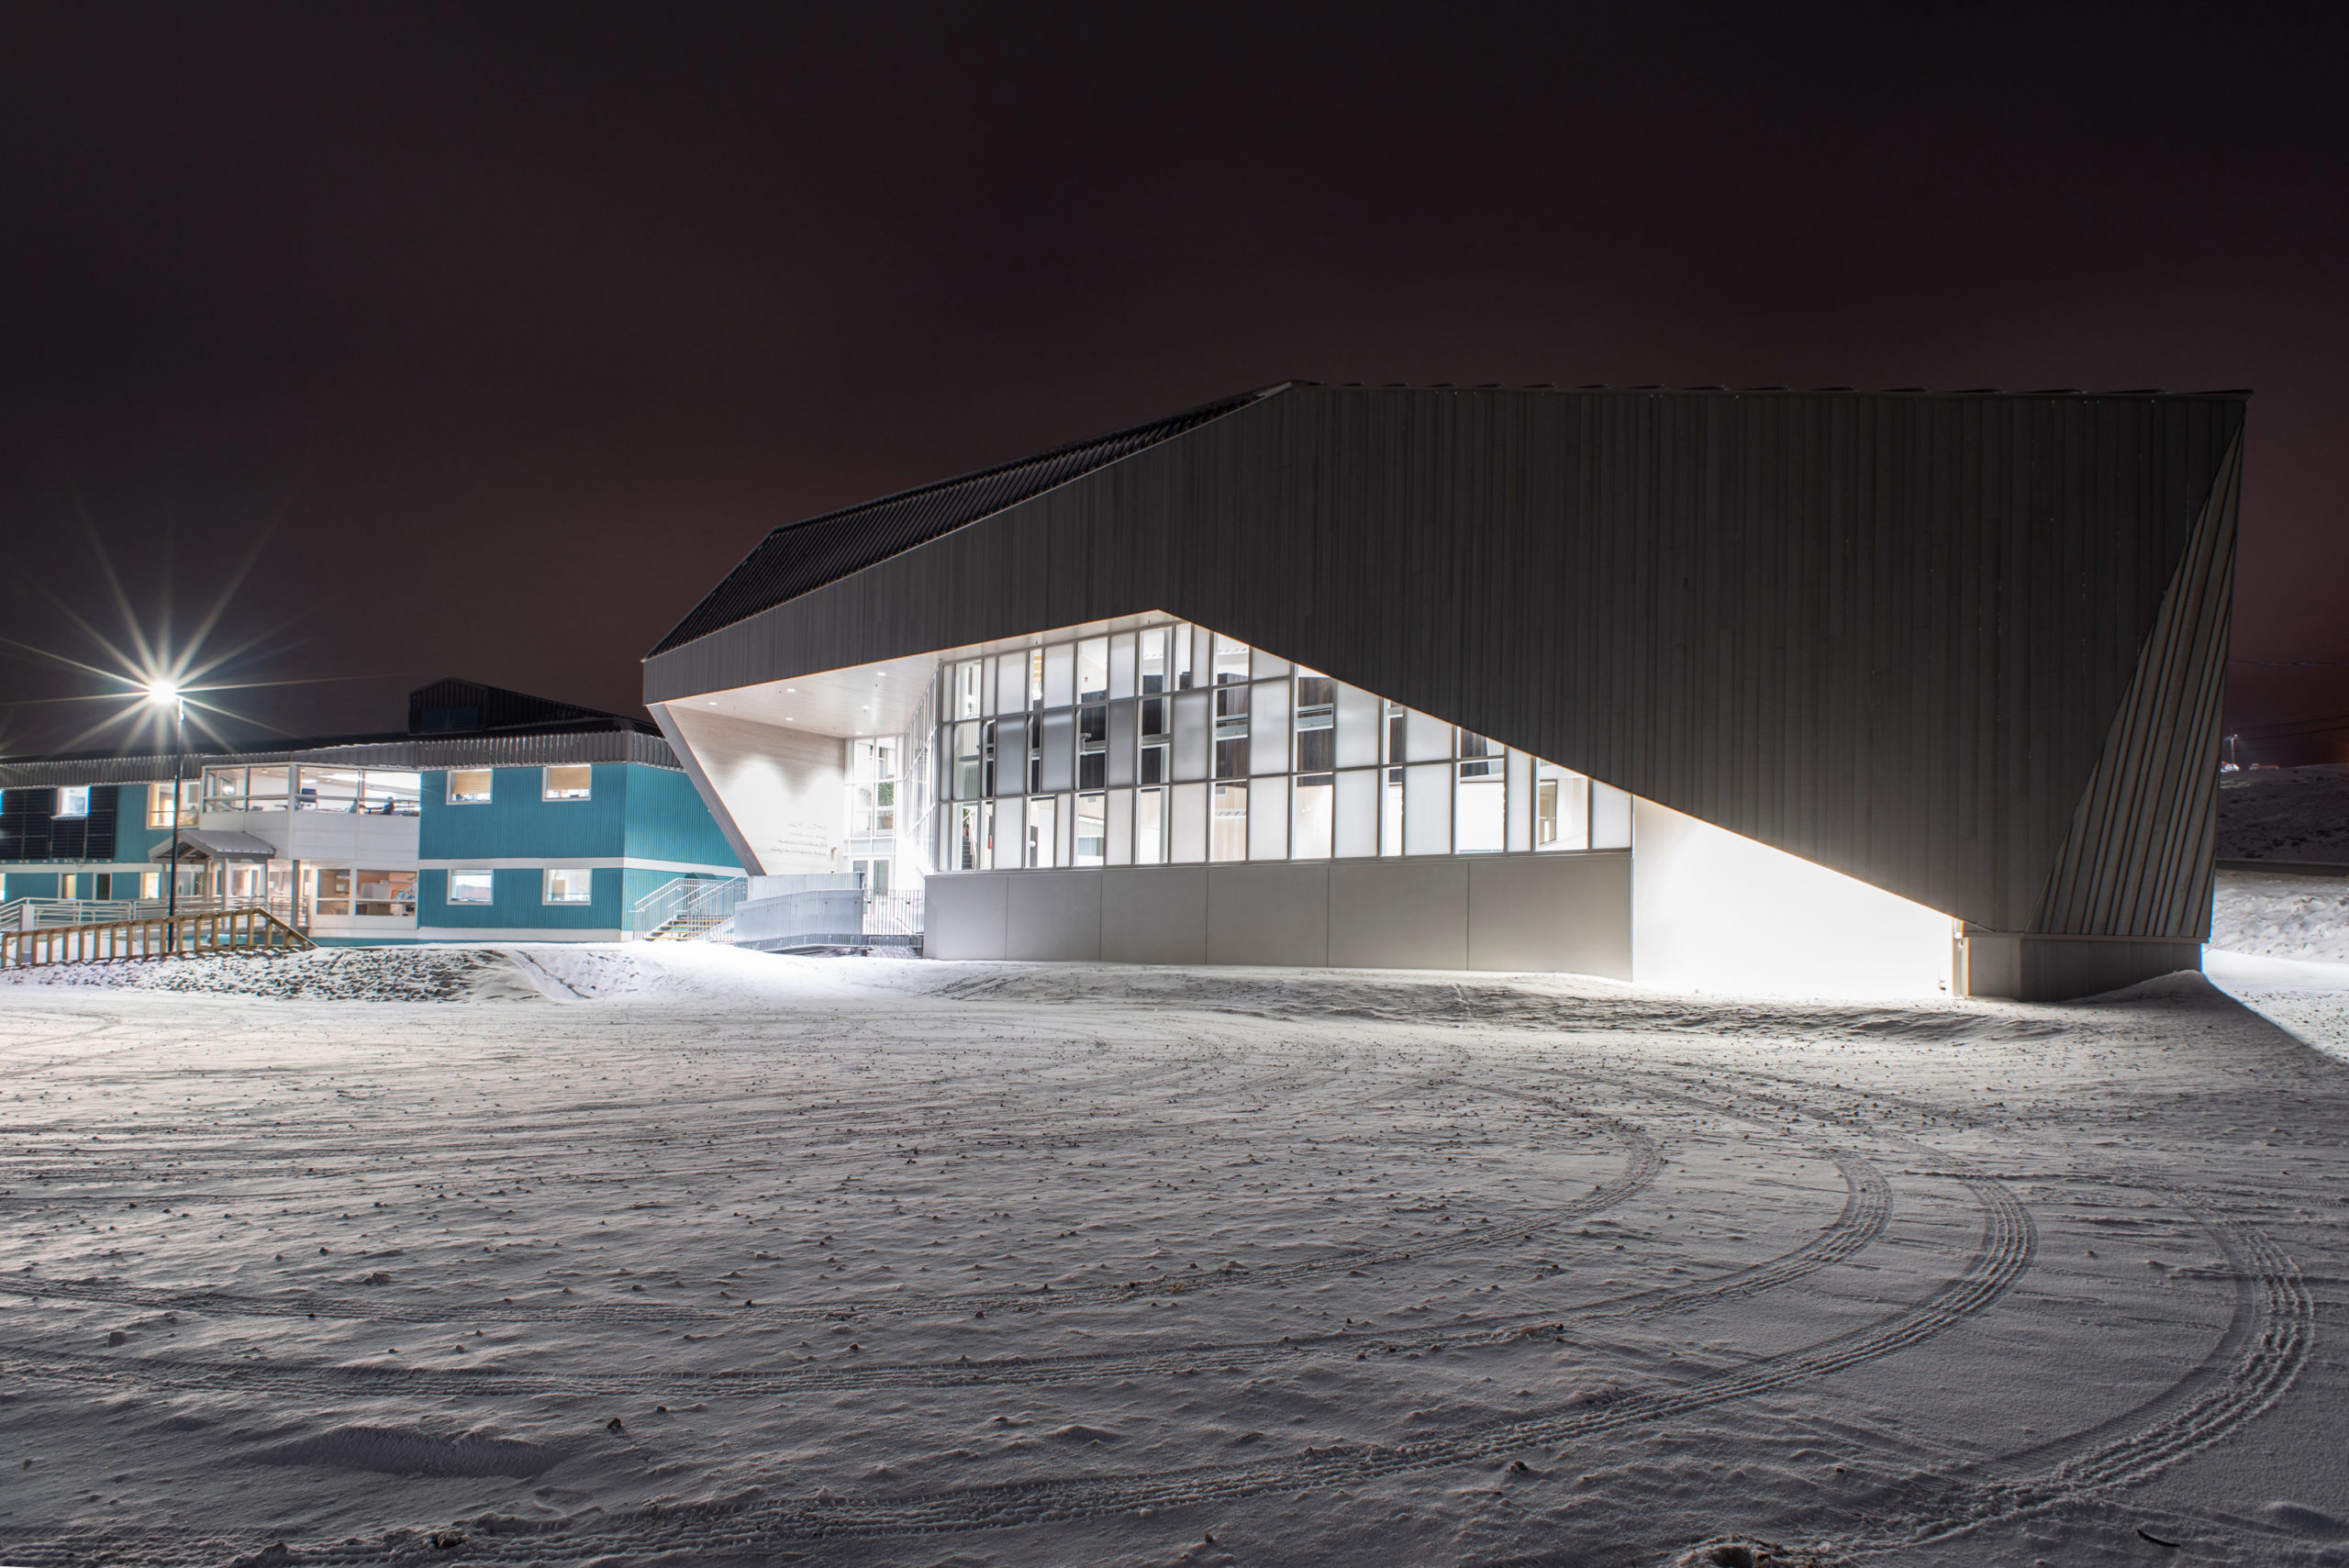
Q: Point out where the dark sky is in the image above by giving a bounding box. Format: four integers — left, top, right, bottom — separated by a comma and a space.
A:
3, 3, 2344, 761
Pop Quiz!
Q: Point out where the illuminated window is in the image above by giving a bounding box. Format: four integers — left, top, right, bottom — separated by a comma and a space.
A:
448, 870, 495, 904
1079, 703, 1108, 789
543, 867, 594, 904
1293, 773, 1334, 859
448, 769, 492, 804
54, 785, 89, 818
954, 722, 983, 799
1139, 628, 1169, 695
357, 870, 417, 916
1214, 684, 1249, 778
1074, 793, 1107, 865
149, 782, 195, 828
1294, 676, 1336, 771
1136, 787, 1165, 864
1077, 637, 1108, 698
542, 765, 592, 801
312, 866, 351, 916
1210, 781, 1249, 862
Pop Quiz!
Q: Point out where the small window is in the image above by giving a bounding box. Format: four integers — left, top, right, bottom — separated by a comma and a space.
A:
148, 782, 189, 828
448, 769, 493, 804
312, 866, 352, 917
543, 867, 594, 904
542, 765, 592, 801
355, 869, 417, 917
448, 870, 495, 905
54, 785, 90, 818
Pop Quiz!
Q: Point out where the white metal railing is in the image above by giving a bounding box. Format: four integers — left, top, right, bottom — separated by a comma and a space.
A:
629, 873, 750, 941
727, 879, 924, 952
3, 894, 248, 931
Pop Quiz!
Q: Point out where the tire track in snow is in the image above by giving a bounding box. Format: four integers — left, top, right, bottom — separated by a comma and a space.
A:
0, 1165, 2023, 1564
1810, 1177, 2314, 1561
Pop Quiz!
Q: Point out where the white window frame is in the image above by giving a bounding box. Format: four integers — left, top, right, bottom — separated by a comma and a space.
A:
448, 769, 493, 805
542, 867, 594, 905
447, 869, 495, 905
542, 765, 592, 802
54, 785, 90, 819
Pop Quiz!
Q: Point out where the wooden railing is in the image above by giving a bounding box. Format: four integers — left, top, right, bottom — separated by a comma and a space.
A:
0, 906, 315, 970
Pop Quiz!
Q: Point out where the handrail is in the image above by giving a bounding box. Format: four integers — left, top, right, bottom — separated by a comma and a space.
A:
0, 905, 313, 970
3, 894, 245, 931
630, 873, 749, 941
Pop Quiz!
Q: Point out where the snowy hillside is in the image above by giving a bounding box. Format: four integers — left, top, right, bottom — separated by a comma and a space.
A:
2217, 763, 2349, 864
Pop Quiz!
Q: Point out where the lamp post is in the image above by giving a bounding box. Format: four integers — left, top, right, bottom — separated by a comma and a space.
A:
150, 684, 184, 951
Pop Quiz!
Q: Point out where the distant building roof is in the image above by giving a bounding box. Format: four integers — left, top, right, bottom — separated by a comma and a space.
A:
0, 679, 677, 787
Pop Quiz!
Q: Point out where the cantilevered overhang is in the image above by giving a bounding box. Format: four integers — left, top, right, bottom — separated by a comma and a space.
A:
645, 383, 2246, 945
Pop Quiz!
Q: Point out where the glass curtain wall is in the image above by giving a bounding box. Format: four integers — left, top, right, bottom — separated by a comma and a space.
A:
932, 624, 1631, 872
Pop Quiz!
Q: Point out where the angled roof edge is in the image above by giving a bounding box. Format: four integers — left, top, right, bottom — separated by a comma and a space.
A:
647, 384, 1293, 659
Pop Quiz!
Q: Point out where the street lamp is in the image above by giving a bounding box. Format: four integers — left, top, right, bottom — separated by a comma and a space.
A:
147, 682, 184, 946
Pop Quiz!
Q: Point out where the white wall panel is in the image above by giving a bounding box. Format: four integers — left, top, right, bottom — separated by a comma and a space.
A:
1631, 799, 1952, 997
1404, 762, 1451, 856
662, 706, 844, 874
1328, 860, 1469, 969
1173, 691, 1210, 781
1251, 679, 1291, 776
1006, 869, 1100, 960
1170, 782, 1208, 862
1248, 775, 1288, 861
1466, 853, 1631, 977
1334, 684, 1381, 768
1102, 866, 1206, 963
1207, 863, 1328, 966
1334, 768, 1379, 859
924, 873, 1008, 959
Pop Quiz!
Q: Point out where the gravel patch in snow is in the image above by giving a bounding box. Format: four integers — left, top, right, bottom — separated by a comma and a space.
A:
0, 945, 541, 1002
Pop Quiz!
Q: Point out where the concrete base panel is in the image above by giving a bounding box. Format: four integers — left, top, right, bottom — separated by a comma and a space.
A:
923, 854, 1630, 978
1207, 863, 1330, 967
1327, 861, 1468, 969
1467, 853, 1632, 978
1963, 933, 2205, 1002
921, 874, 1008, 960
1005, 872, 1102, 961
1101, 867, 1208, 963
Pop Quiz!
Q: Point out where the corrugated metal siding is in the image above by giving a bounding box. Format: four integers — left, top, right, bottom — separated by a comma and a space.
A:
646, 387, 1278, 656
643, 385, 2243, 936
2033, 430, 2241, 938
0, 729, 681, 788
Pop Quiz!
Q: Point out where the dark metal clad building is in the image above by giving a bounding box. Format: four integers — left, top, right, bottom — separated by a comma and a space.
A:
645, 384, 2244, 1001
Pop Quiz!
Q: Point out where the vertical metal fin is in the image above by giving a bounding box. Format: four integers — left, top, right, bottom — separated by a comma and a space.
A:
2032, 430, 2242, 938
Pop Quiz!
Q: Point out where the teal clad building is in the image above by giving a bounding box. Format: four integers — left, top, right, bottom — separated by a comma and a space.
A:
0, 679, 742, 945
415, 759, 740, 941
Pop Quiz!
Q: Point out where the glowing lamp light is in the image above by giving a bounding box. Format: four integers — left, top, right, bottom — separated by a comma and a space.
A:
144, 680, 181, 704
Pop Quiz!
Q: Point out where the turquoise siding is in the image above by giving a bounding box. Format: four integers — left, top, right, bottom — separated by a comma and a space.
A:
118, 783, 178, 863
417, 764, 737, 870
411, 762, 736, 939
418, 866, 623, 930
623, 765, 740, 868
420, 765, 629, 862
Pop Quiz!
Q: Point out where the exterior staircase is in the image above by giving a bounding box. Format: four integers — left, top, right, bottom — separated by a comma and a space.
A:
630, 874, 749, 943
0, 905, 314, 971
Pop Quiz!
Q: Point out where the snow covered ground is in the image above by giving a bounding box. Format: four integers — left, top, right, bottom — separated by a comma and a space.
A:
2217, 763, 2349, 865
2, 940, 2346, 1567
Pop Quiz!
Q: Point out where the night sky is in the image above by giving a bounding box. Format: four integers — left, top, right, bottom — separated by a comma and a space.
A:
3, 5, 2344, 761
